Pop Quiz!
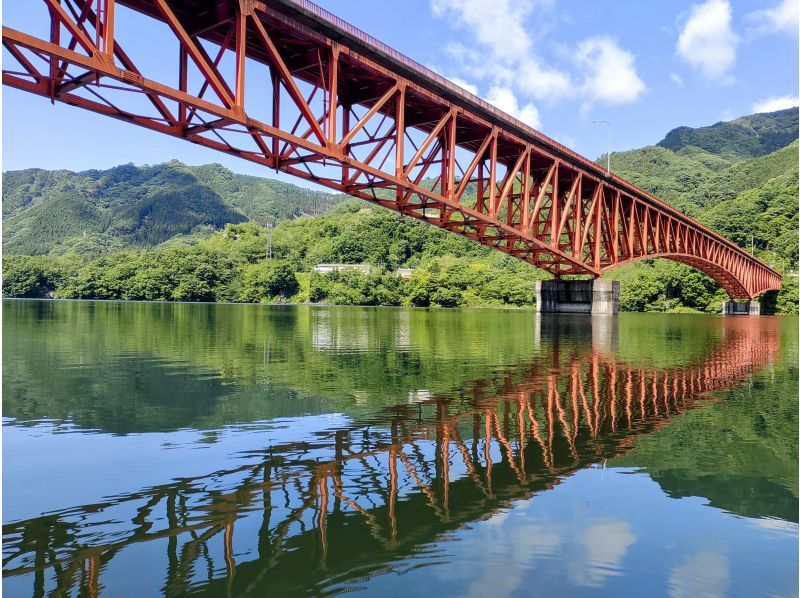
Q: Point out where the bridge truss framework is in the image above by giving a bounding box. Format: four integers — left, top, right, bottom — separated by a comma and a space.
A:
1, 0, 782, 298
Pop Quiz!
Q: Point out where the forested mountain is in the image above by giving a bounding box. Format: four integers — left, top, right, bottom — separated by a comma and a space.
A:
656, 108, 798, 162
2, 161, 345, 255
3, 109, 798, 313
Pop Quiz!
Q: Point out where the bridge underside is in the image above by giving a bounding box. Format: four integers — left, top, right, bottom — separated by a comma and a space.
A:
1, 0, 782, 298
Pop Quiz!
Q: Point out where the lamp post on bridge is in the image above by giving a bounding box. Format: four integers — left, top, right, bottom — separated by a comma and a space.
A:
593, 120, 611, 177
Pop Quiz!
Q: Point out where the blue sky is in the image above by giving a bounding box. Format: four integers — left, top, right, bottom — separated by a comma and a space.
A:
3, 0, 798, 185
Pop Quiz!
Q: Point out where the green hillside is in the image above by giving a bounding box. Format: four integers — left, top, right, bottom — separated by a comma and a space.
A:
2, 161, 345, 255
3, 110, 798, 313
657, 108, 798, 162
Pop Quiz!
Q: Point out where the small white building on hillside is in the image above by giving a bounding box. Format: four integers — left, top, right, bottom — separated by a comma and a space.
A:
396, 268, 414, 280
313, 263, 374, 275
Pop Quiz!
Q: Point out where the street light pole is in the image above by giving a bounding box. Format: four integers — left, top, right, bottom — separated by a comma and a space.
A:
593, 120, 611, 177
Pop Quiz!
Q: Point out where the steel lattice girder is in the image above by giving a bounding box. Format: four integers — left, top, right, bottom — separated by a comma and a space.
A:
1, 0, 783, 298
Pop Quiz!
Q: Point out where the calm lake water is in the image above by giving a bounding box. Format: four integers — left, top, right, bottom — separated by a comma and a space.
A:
2, 300, 798, 597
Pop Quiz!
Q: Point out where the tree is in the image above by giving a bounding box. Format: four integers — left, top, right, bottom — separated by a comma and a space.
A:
2, 255, 64, 298
237, 260, 299, 302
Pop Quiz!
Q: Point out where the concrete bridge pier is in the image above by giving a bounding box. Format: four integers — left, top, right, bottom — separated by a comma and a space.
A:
722, 301, 761, 316
535, 279, 620, 315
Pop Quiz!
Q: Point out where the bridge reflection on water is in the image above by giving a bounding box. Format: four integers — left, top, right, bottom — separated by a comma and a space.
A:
2, 315, 782, 596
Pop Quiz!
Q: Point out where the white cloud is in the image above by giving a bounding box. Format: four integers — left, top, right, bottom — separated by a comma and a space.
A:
752, 94, 799, 112
575, 37, 647, 105
549, 132, 577, 149
516, 57, 574, 101
463, 521, 562, 597
486, 86, 541, 128
670, 73, 684, 86
669, 551, 730, 598
568, 521, 636, 588
426, 60, 481, 95
431, 0, 533, 61
431, 0, 646, 124
432, 472, 639, 595
677, 0, 739, 80
431, 0, 575, 105
444, 42, 476, 62
749, 517, 800, 537
748, 0, 799, 35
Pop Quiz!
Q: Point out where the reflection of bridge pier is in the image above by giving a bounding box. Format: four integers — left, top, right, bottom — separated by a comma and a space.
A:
534, 313, 618, 355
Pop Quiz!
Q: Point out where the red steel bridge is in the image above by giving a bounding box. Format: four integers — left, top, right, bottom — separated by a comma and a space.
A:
2, 0, 782, 299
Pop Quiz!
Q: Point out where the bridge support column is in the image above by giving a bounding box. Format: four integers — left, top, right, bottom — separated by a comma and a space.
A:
535, 279, 619, 315
722, 301, 761, 316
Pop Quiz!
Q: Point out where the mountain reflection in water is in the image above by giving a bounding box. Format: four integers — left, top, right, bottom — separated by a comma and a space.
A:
2, 303, 795, 597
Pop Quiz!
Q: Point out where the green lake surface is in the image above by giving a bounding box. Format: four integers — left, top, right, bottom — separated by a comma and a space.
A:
2, 300, 798, 596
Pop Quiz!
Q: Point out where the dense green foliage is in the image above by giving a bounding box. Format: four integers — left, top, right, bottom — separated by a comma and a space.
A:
3, 110, 798, 312
2, 215, 543, 306
2, 254, 70, 298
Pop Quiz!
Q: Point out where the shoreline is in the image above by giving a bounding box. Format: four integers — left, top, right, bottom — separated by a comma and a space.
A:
5, 296, 791, 316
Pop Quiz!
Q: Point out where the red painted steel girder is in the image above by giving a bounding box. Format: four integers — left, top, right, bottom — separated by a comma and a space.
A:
2, 0, 782, 299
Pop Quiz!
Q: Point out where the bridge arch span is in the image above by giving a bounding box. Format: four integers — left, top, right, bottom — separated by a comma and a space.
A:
601, 253, 756, 300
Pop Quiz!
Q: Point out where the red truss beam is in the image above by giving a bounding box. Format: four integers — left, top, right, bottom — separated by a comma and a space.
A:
2, 0, 782, 299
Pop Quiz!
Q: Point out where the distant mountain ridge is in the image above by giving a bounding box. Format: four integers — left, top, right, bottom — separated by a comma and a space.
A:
2, 161, 345, 255
657, 108, 798, 162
